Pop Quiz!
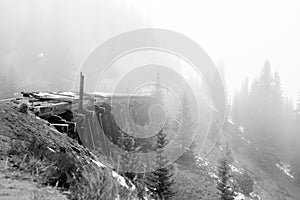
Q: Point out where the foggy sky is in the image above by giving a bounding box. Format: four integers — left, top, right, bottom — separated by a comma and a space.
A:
147, 0, 300, 101
0, 0, 299, 102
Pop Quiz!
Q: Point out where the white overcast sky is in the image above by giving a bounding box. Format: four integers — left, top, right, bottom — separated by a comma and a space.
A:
144, 0, 300, 101
1, 0, 299, 101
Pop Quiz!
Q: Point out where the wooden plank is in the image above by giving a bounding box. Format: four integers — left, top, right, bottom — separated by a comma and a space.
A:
32, 102, 72, 117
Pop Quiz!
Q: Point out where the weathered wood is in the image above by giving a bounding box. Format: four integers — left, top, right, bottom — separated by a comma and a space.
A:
31, 102, 72, 117
19, 88, 158, 153
79, 72, 84, 111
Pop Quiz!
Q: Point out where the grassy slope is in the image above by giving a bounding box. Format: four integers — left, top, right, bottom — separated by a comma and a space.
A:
1, 99, 299, 200
0, 101, 133, 200
0, 160, 67, 200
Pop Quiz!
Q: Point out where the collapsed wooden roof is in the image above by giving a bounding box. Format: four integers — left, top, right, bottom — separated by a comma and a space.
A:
21, 91, 154, 117
18, 91, 167, 158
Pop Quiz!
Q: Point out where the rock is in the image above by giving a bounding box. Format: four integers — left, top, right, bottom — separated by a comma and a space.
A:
17, 102, 29, 114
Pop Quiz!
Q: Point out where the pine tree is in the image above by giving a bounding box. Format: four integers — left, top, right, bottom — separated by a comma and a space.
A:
271, 71, 283, 118
225, 142, 233, 165
145, 129, 175, 200
116, 133, 147, 199
246, 61, 284, 152
270, 71, 284, 147
173, 90, 196, 151
172, 89, 198, 167
217, 143, 236, 200
236, 170, 254, 196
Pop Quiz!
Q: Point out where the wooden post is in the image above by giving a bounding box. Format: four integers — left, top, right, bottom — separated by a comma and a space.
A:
79, 72, 84, 111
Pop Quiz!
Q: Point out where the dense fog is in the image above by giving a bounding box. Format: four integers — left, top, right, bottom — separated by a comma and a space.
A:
0, 1, 300, 199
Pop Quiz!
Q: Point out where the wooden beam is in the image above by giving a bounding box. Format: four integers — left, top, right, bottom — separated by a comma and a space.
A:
79, 72, 84, 111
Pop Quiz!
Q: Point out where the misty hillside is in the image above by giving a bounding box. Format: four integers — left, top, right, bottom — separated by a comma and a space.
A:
1, 1, 300, 200
0, 70, 300, 199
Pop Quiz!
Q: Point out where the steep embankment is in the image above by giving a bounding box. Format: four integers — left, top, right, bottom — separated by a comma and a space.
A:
0, 100, 133, 200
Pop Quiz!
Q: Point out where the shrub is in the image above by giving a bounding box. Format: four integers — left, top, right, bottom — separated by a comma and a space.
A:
235, 171, 254, 196
70, 166, 119, 200
173, 169, 218, 200
217, 144, 236, 200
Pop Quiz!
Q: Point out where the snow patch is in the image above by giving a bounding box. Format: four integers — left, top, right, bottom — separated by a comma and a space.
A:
238, 126, 244, 133
250, 192, 261, 200
235, 192, 246, 200
208, 172, 218, 179
196, 156, 210, 166
90, 157, 134, 190
47, 147, 56, 153
230, 164, 242, 174
112, 171, 135, 190
228, 118, 235, 125
91, 159, 106, 168
235, 191, 261, 200
276, 162, 294, 179
240, 136, 251, 144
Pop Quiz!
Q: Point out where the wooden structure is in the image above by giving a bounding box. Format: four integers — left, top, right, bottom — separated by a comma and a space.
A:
19, 73, 166, 154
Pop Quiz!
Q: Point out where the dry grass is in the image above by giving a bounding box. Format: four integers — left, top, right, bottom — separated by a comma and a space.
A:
0, 101, 137, 200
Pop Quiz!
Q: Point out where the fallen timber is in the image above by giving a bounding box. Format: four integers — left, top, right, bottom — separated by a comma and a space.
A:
17, 91, 167, 155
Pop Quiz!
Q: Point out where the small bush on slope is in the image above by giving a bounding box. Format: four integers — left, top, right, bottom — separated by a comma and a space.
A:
173, 168, 219, 200
217, 144, 236, 200
235, 170, 254, 196
70, 166, 119, 200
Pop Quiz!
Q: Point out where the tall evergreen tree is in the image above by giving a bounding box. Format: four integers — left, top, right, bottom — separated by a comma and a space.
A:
287, 94, 300, 184
246, 60, 283, 152
173, 90, 196, 151
271, 71, 283, 116
116, 125, 147, 199
217, 143, 236, 200
145, 129, 175, 200
235, 170, 254, 196
281, 96, 296, 153
270, 71, 284, 146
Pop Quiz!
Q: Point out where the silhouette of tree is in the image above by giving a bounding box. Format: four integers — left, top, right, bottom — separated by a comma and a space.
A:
217, 144, 236, 200
245, 60, 283, 152
173, 90, 197, 151
145, 129, 175, 200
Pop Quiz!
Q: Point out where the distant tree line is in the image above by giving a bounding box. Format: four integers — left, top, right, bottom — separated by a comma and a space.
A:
231, 60, 300, 184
